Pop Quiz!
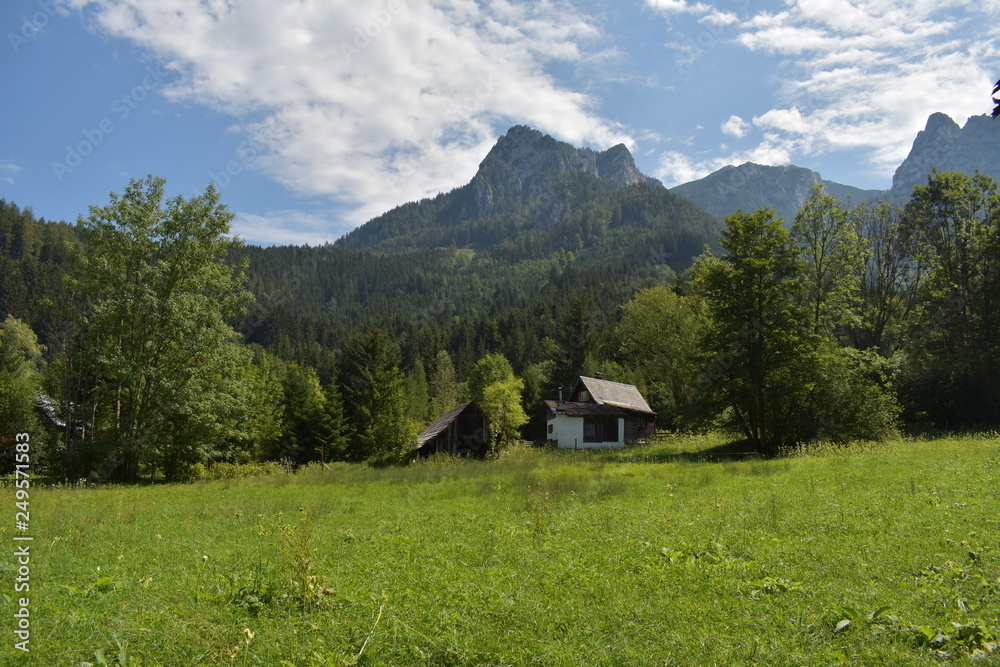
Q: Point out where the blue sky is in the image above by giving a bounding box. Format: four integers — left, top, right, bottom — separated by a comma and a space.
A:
2, 0, 998, 245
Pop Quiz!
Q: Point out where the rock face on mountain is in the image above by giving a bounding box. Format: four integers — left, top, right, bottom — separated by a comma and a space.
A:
890, 113, 1000, 198
336, 125, 695, 251
670, 162, 883, 224
462, 125, 659, 222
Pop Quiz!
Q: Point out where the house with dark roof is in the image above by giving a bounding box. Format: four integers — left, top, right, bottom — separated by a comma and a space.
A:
415, 401, 489, 458
544, 376, 655, 449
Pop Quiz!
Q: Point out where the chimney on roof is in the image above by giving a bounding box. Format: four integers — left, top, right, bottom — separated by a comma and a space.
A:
595, 371, 603, 379
558, 386, 563, 406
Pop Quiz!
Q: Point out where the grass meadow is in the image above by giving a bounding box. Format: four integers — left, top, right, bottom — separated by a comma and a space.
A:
2, 434, 999, 665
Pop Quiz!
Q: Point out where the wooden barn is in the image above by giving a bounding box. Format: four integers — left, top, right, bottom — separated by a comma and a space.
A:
544, 375, 655, 449
415, 401, 489, 458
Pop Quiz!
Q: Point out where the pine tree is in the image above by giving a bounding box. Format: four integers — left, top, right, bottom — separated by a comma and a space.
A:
339, 328, 416, 464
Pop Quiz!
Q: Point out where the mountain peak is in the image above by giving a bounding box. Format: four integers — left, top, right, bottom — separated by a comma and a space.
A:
464, 126, 657, 222
925, 112, 961, 133
335, 126, 699, 251
596, 143, 653, 187
890, 112, 1000, 196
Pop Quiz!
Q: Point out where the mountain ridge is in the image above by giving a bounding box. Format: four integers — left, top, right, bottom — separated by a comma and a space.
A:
669, 162, 884, 225
335, 126, 716, 269
667, 112, 1000, 223
336, 112, 1000, 254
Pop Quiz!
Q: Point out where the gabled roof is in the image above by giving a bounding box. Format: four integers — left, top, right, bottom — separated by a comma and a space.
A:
576, 376, 655, 415
417, 401, 481, 446
545, 400, 626, 417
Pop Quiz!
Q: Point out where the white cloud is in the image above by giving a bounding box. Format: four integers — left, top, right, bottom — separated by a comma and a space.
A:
721, 114, 750, 138
233, 210, 350, 247
651, 0, 1000, 182
0, 160, 21, 186
63, 0, 630, 228
645, 0, 711, 14
700, 11, 738, 26
730, 0, 1000, 172
655, 135, 794, 187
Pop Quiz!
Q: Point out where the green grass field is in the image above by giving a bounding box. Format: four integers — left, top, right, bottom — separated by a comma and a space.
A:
2, 435, 999, 665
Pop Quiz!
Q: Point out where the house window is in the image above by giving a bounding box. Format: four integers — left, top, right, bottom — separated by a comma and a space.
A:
579, 390, 589, 402
548, 424, 554, 434
583, 416, 618, 443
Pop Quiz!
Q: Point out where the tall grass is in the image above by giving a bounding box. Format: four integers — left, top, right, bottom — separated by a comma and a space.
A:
2, 435, 998, 665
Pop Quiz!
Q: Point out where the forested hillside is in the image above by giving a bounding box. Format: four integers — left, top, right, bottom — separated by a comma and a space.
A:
0, 201, 83, 343
234, 170, 721, 380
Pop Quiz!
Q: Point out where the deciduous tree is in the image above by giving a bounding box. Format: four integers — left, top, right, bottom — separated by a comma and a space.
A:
900, 170, 1000, 425
0, 316, 43, 464
76, 176, 254, 481
695, 208, 809, 454
467, 353, 527, 452
791, 186, 865, 339
617, 286, 704, 428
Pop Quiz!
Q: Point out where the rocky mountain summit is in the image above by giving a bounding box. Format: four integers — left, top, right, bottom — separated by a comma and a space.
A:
479, 125, 655, 193
890, 113, 1000, 198
667, 112, 1000, 222
336, 126, 688, 250
460, 125, 658, 223
336, 113, 1000, 252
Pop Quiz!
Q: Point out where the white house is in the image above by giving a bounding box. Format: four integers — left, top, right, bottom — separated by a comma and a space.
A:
544, 376, 656, 449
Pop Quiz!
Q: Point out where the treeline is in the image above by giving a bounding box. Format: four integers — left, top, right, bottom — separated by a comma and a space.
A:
620, 171, 1000, 452
2, 169, 999, 481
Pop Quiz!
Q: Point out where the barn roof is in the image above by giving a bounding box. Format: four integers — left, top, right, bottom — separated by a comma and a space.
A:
576, 376, 655, 414
417, 401, 479, 446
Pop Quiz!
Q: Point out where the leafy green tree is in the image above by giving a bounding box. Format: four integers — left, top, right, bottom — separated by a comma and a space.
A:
467, 353, 527, 452
801, 345, 900, 442
791, 186, 866, 338
481, 376, 528, 452
339, 328, 416, 465
466, 353, 516, 406
695, 208, 810, 454
900, 170, 1000, 425
75, 176, 254, 481
0, 316, 44, 464
617, 286, 704, 428
849, 201, 925, 355
158, 342, 281, 480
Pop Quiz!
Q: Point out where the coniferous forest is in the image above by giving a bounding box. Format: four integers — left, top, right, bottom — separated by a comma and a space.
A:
2, 167, 1000, 481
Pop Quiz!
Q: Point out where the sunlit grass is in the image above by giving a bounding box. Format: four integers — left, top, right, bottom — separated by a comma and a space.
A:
2, 435, 999, 665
